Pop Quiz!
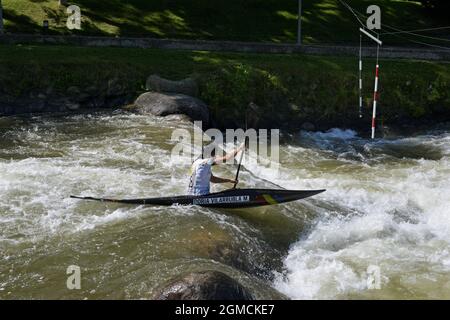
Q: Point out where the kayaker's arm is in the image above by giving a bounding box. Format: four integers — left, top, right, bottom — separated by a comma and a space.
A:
213, 142, 245, 164
210, 175, 237, 184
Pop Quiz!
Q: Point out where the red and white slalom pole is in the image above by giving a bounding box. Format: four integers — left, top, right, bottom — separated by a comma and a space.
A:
371, 63, 379, 139
359, 28, 382, 139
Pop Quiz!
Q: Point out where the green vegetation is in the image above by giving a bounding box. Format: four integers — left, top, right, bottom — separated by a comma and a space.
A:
2, 0, 448, 45
1, 44, 449, 128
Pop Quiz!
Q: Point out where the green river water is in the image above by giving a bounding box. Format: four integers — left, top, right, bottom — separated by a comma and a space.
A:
0, 111, 449, 299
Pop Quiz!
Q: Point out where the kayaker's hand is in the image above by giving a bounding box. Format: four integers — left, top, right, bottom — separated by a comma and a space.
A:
231, 179, 238, 184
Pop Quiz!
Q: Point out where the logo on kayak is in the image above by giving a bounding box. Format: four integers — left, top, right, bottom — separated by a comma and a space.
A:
193, 195, 250, 205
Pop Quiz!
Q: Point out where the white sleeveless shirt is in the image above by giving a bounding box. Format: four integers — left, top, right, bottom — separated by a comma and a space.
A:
187, 158, 214, 195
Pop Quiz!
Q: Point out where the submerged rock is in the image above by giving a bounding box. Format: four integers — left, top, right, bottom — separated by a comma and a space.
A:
146, 74, 198, 97
181, 227, 264, 276
152, 270, 254, 300
134, 92, 209, 126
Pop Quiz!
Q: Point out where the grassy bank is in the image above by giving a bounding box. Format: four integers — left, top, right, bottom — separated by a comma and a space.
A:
2, 0, 448, 45
0, 44, 449, 129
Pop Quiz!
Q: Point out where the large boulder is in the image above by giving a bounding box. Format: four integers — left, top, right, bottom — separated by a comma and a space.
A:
152, 271, 254, 300
146, 74, 199, 97
134, 92, 209, 126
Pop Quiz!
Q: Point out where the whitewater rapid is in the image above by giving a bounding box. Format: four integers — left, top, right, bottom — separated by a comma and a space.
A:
272, 128, 450, 299
0, 113, 449, 299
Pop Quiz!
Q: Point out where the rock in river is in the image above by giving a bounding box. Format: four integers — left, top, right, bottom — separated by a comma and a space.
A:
134, 92, 209, 126
152, 270, 254, 300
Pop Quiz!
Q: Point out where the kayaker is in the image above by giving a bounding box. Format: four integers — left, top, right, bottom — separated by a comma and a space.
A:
188, 143, 245, 196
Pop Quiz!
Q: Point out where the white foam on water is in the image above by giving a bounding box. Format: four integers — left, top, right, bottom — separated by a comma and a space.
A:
0, 114, 195, 244
273, 131, 450, 299
1, 114, 450, 299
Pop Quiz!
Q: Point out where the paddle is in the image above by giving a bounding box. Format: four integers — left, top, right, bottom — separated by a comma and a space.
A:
233, 107, 249, 189
233, 138, 247, 189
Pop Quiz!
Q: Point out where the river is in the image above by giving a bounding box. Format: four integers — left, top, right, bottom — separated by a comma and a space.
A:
0, 111, 449, 299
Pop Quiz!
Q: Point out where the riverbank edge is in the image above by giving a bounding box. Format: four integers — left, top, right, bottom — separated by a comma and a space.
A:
0, 44, 449, 132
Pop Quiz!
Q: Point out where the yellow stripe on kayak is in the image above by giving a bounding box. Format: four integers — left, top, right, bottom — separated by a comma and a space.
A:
262, 194, 278, 205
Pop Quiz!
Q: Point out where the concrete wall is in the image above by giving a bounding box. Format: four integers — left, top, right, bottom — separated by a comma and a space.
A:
1, 34, 449, 61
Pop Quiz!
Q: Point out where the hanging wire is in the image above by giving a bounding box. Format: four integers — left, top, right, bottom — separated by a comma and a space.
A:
386, 34, 450, 50
388, 31, 450, 43
381, 26, 450, 35
372, 20, 450, 50
374, 20, 450, 44
337, 0, 365, 28
338, 0, 450, 50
